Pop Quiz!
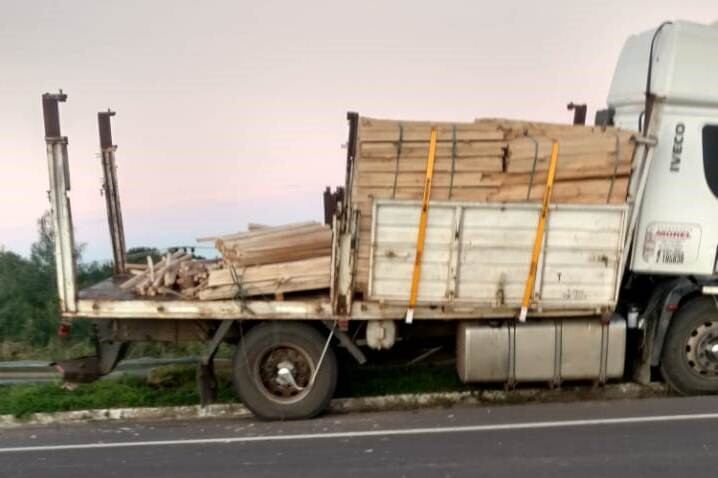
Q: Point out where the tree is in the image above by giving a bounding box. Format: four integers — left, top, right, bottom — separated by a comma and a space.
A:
0, 212, 112, 350
29, 212, 57, 274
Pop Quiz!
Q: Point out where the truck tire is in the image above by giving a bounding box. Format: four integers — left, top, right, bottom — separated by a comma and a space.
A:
661, 297, 718, 395
233, 322, 337, 420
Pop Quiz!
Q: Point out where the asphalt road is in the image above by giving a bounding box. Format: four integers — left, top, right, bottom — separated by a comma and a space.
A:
1, 396, 718, 477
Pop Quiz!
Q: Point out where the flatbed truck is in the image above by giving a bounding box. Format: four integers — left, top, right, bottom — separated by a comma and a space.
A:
43, 21, 718, 419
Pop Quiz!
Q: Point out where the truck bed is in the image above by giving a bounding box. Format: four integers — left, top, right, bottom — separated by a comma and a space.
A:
72, 276, 608, 322
73, 276, 334, 320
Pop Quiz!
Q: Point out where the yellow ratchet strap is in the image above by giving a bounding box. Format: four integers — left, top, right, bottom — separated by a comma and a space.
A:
519, 141, 559, 322
405, 127, 438, 324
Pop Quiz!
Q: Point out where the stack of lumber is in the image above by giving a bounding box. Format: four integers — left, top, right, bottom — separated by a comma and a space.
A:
197, 256, 331, 300
122, 223, 332, 301
120, 250, 219, 298
199, 222, 332, 300
351, 116, 638, 292
214, 222, 332, 266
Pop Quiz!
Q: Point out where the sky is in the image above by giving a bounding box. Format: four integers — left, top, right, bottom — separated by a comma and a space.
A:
1, 0, 717, 262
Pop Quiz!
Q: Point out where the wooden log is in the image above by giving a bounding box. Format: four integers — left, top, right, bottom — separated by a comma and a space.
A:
147, 256, 156, 284
158, 254, 192, 288
120, 250, 186, 292
150, 254, 191, 288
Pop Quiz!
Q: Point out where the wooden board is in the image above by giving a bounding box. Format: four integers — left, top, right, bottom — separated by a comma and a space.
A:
201, 256, 331, 299
217, 222, 331, 267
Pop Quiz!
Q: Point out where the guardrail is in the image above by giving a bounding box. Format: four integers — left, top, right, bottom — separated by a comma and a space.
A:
0, 357, 199, 385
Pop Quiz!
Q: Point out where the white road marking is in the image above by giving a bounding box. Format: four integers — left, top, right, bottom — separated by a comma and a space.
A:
1, 412, 717, 454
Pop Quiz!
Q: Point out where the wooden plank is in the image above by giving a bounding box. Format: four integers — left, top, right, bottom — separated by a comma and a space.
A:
507, 152, 631, 174
207, 221, 320, 243
357, 156, 504, 173
507, 136, 634, 160
489, 163, 632, 186
219, 227, 330, 249
356, 172, 501, 188
216, 223, 331, 267
198, 275, 331, 300
207, 256, 331, 288
490, 177, 629, 203
359, 142, 505, 159
474, 118, 635, 139
359, 117, 504, 142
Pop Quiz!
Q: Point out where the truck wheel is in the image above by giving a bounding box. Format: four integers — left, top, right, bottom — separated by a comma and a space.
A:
661, 297, 718, 395
233, 322, 337, 420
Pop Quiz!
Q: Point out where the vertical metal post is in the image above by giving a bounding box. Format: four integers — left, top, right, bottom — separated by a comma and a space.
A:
98, 110, 127, 275
566, 102, 587, 125
42, 91, 78, 313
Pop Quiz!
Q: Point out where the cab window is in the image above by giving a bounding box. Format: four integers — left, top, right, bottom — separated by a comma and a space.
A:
704, 125, 718, 198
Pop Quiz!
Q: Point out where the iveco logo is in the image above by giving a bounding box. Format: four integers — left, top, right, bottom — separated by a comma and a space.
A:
670, 123, 685, 172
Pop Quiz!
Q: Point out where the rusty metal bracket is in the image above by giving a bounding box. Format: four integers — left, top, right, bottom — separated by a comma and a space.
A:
201, 320, 234, 366
198, 320, 235, 407
322, 320, 367, 365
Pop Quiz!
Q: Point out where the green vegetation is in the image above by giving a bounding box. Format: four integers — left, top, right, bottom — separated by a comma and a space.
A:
0, 216, 194, 360
0, 362, 469, 418
0, 214, 112, 359
344, 363, 469, 397
0, 376, 234, 418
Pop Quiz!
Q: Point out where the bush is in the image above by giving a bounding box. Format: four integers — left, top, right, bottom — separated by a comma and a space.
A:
0, 213, 112, 357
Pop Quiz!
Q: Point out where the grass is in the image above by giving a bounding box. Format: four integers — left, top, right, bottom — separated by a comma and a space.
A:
0, 373, 235, 418
0, 361, 471, 418
339, 362, 471, 397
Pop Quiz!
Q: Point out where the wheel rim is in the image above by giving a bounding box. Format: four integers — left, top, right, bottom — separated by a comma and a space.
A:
685, 321, 718, 378
253, 344, 315, 404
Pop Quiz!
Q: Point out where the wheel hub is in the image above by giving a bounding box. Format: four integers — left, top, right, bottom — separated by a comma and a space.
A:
255, 345, 313, 403
276, 361, 304, 391
685, 321, 718, 376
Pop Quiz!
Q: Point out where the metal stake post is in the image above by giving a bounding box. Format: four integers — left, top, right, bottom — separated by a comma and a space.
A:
42, 91, 77, 313
98, 110, 127, 275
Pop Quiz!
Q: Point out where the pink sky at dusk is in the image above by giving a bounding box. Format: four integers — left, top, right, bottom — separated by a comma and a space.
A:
2, 0, 717, 261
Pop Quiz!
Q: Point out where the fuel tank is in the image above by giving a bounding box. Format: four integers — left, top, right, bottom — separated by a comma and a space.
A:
457, 317, 626, 384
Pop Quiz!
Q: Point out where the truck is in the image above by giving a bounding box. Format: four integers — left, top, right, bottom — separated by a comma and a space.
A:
43, 20, 718, 420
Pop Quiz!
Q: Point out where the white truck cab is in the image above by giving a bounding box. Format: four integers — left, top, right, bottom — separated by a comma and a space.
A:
608, 21, 718, 277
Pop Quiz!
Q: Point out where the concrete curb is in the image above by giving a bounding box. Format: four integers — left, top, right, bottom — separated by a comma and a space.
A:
0, 382, 669, 429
